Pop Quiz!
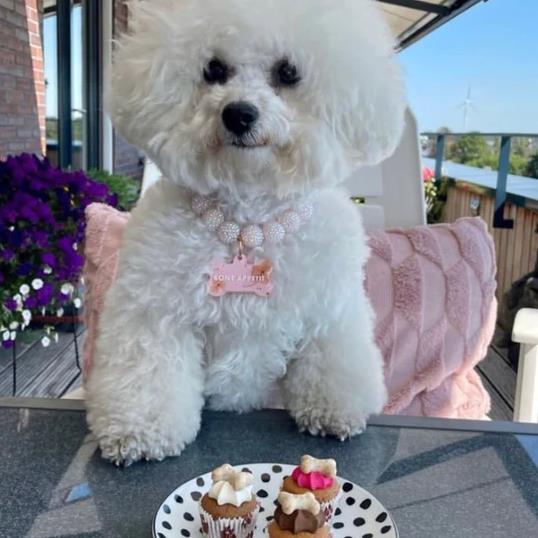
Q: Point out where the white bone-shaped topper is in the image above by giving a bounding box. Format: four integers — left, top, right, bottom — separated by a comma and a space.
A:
278, 491, 320, 516
300, 454, 337, 477
211, 463, 253, 490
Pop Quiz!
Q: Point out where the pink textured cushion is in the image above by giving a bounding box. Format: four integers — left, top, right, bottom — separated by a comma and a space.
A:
82, 203, 495, 419
366, 218, 496, 419
82, 203, 130, 379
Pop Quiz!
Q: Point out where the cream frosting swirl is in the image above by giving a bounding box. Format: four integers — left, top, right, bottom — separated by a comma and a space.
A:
208, 464, 254, 507
209, 480, 253, 507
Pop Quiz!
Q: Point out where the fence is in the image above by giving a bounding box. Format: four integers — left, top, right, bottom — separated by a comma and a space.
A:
422, 132, 538, 297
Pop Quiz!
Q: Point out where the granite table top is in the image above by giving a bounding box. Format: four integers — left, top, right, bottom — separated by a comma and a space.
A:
1, 398, 537, 538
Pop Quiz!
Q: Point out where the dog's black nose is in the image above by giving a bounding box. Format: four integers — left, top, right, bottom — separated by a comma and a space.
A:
222, 102, 259, 136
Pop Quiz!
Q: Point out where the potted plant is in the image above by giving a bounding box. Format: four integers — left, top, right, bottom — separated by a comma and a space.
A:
0, 154, 118, 349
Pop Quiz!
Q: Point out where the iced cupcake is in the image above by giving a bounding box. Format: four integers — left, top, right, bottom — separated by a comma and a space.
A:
281, 455, 340, 524
199, 464, 259, 538
268, 491, 330, 537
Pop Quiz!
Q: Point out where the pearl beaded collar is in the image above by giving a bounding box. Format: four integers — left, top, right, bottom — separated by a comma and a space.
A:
191, 194, 314, 249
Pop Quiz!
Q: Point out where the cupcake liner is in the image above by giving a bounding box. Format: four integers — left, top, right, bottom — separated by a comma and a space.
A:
319, 488, 342, 525
199, 503, 259, 538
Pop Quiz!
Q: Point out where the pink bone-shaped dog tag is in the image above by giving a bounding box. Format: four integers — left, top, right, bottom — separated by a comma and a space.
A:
208, 256, 273, 297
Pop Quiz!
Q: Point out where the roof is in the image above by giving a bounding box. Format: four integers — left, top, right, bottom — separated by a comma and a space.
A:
377, 0, 484, 50
423, 158, 538, 203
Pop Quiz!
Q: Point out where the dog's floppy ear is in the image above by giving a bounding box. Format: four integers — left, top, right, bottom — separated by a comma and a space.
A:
340, 57, 406, 167
323, 0, 407, 168
105, 0, 192, 151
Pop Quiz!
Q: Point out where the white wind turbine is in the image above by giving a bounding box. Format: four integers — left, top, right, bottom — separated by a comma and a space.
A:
458, 86, 477, 131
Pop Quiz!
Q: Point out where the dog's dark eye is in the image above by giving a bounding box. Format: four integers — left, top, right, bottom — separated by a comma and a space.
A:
273, 59, 301, 87
203, 58, 229, 85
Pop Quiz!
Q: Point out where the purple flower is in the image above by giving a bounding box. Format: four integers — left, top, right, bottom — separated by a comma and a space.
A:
24, 296, 37, 308
2, 340, 14, 349
36, 283, 54, 306
32, 231, 49, 248
1, 249, 14, 261
42, 252, 56, 267
1, 153, 119, 322
4, 298, 17, 311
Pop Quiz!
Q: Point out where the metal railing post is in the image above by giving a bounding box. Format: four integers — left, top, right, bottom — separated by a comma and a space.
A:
435, 134, 445, 180
493, 135, 514, 229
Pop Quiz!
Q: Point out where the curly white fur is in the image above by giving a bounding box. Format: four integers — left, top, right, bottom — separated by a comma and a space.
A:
85, 0, 406, 465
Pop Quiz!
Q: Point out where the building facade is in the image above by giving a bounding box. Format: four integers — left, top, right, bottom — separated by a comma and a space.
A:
0, 0, 143, 179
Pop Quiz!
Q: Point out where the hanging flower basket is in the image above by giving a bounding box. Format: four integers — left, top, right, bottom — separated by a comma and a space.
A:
0, 154, 118, 348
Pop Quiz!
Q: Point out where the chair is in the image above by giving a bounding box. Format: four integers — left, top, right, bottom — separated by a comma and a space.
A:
512, 308, 538, 422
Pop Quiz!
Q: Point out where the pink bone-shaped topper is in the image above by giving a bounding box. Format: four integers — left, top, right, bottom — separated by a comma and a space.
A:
208, 256, 273, 297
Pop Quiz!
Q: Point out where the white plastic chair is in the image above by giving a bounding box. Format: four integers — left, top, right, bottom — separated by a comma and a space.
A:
344, 108, 426, 230
512, 308, 538, 423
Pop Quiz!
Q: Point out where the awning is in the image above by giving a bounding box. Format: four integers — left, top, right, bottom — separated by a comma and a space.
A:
377, 0, 483, 49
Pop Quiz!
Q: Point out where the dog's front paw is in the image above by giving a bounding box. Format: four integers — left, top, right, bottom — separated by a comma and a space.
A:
292, 406, 367, 441
98, 434, 184, 467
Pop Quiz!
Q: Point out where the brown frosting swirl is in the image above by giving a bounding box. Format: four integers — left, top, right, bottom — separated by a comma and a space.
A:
274, 505, 324, 533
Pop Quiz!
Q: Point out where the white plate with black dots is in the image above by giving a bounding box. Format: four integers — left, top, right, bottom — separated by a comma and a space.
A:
153, 463, 398, 538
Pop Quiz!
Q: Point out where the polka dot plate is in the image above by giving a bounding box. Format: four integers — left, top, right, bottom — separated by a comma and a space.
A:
153, 463, 398, 538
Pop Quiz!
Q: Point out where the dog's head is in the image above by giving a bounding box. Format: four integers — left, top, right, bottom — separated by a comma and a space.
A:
109, 0, 406, 196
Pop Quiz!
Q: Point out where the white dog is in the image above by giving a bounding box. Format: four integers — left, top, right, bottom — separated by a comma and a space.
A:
86, 0, 405, 465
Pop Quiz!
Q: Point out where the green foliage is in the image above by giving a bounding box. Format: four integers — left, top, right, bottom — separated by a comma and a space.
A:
525, 153, 538, 179
427, 178, 450, 225
509, 154, 530, 176
444, 134, 538, 178
447, 134, 488, 163
87, 169, 140, 210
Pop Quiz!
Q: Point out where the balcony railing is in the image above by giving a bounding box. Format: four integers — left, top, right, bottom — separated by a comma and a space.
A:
421, 132, 538, 229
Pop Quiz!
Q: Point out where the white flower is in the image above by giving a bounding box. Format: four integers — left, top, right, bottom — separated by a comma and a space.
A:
2, 331, 9, 341
10, 331, 16, 340
56, 308, 64, 317
41, 336, 51, 348
43, 266, 52, 275
61, 283, 74, 295
73, 242, 78, 251
9, 321, 18, 330
19, 284, 30, 296
32, 278, 44, 290
14, 294, 22, 303
80, 276, 85, 285
73, 298, 82, 309
22, 310, 32, 323
54, 332, 59, 343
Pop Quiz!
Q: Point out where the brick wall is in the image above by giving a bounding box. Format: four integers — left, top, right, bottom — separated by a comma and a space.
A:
0, 0, 45, 158
112, 0, 144, 180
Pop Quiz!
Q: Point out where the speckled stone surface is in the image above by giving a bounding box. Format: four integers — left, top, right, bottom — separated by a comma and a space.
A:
0, 406, 537, 538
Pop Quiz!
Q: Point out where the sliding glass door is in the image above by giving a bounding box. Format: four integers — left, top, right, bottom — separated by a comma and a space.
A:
42, 0, 100, 170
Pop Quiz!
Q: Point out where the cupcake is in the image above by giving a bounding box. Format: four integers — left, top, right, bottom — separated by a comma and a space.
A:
267, 491, 330, 537
199, 464, 259, 538
281, 455, 340, 524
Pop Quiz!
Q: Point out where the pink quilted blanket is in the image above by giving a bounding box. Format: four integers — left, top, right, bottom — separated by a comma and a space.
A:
83, 204, 496, 419
365, 218, 496, 419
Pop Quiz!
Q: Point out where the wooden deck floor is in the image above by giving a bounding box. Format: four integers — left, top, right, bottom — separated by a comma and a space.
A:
476, 342, 516, 421
0, 328, 83, 398
0, 328, 516, 421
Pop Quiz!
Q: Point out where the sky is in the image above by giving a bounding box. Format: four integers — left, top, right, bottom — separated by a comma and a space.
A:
399, 0, 538, 134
